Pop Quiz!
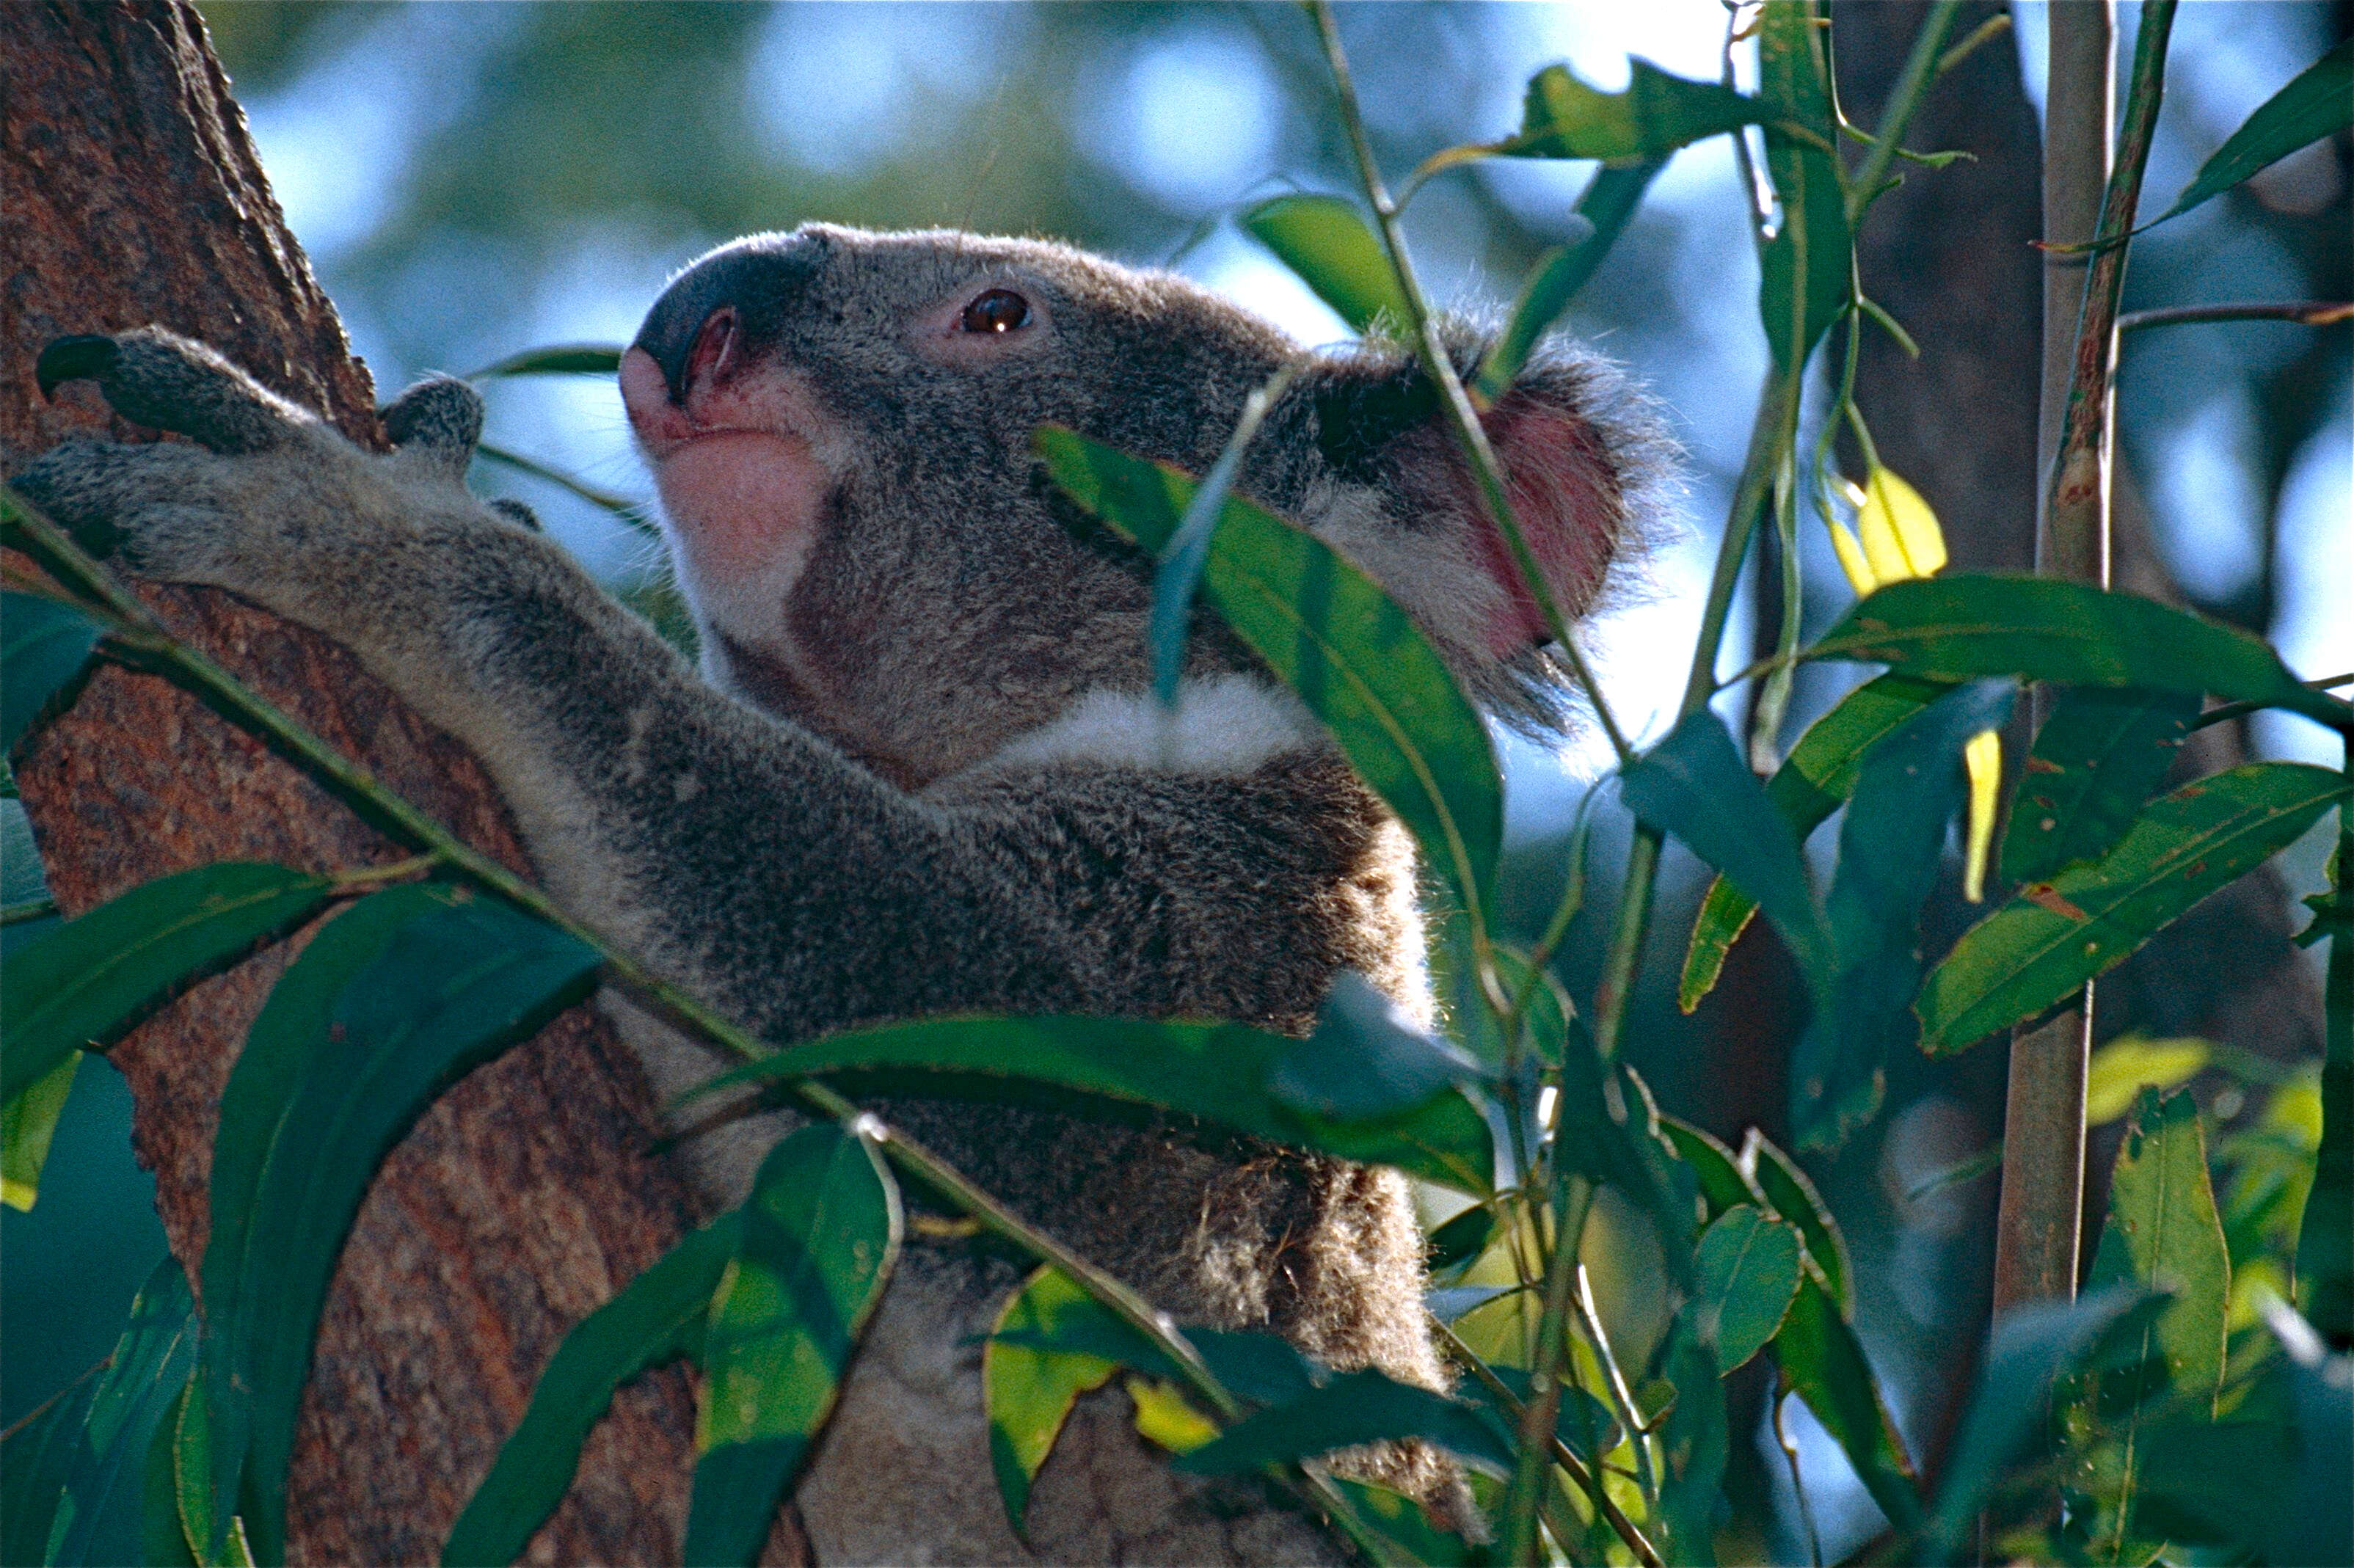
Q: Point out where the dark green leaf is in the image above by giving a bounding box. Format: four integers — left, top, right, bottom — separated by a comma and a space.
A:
442, 1213, 743, 1568
1037, 429, 1504, 922
1661, 1117, 1754, 1219
2, 1051, 80, 1212
1796, 679, 2014, 1151
2000, 687, 2196, 886
1809, 575, 2347, 727
1622, 707, 1832, 982
1424, 1206, 1498, 1273
2088, 1090, 2230, 1415
1239, 196, 1409, 334
1554, 1024, 1700, 1280
1756, 1, 1852, 369
2152, 40, 2353, 223
48, 1255, 199, 1568
1650, 1320, 1728, 1567
142, 1388, 197, 1568
1324, 1476, 1471, 1568
1173, 1368, 1513, 1478
1, 862, 333, 1106
2267, 1324, 2354, 1565
1688, 1207, 1803, 1371
1923, 1287, 2152, 1563
1506, 59, 1768, 161
2299, 1048, 2351, 1341
1918, 762, 2347, 1051
2, 592, 104, 754
1741, 1128, 1852, 1316
1771, 1275, 1921, 1534
1271, 971, 1483, 1121
1680, 676, 1949, 1012
172, 1370, 252, 1568
1473, 158, 1667, 402
984, 1266, 1129, 1536
206, 887, 599, 1564
687, 1013, 1495, 1195
685, 1123, 900, 1568
463, 343, 624, 379
2, 1363, 95, 1567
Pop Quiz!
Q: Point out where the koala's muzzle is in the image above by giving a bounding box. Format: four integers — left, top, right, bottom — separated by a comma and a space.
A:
632, 232, 830, 404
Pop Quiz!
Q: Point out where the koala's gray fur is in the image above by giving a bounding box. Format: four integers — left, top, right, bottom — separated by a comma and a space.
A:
16, 224, 1670, 1565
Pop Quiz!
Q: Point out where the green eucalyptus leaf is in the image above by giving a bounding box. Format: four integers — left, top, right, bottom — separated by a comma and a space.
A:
1507, 59, 1767, 161
1270, 971, 1483, 1121
2088, 1089, 2230, 1415
2, 591, 104, 754
1661, 1116, 1754, 1219
685, 1125, 899, 1568
2, 1352, 96, 1567
442, 1213, 743, 1568
1680, 675, 1950, 1012
1622, 706, 1833, 983
1473, 158, 1666, 401
1, 1051, 80, 1212
1036, 427, 1504, 924
1, 862, 334, 1106
2300, 1046, 2352, 1342
205, 886, 600, 1565
1809, 575, 2346, 727
1424, 1205, 1499, 1274
1771, 1275, 1921, 1533
2000, 686, 2196, 886
45, 1255, 200, 1568
1650, 1319, 1728, 1567
1741, 1128, 1852, 1315
1239, 196, 1410, 334
1324, 1476, 1472, 1567
172, 1373, 252, 1568
686, 1013, 1494, 1197
142, 1387, 197, 1568
1171, 1368, 1513, 1478
1919, 762, 2347, 1051
463, 343, 625, 379
1688, 1207, 1804, 1371
1554, 1021, 1701, 1282
2151, 40, 2353, 224
1796, 679, 2013, 1151
984, 1267, 1128, 1537
1755, 1, 1851, 370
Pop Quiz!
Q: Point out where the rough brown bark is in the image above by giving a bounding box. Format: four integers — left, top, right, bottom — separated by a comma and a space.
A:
3, 5, 732, 1561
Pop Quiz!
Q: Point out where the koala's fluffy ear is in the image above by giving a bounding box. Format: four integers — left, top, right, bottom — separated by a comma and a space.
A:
1281, 332, 1674, 732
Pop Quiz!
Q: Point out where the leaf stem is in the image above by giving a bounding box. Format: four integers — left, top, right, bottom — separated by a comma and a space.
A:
1501, 1175, 1598, 1566
1, 896, 58, 927
2116, 300, 2353, 333
1845, 0, 1967, 226
1307, 0, 1631, 769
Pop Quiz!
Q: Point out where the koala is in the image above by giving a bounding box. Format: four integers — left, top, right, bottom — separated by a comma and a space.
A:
16, 223, 1669, 1565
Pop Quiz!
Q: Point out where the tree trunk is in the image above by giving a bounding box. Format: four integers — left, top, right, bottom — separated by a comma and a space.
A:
3, 5, 726, 1561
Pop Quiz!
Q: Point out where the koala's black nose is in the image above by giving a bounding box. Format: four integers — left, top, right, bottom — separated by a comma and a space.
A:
633, 232, 831, 404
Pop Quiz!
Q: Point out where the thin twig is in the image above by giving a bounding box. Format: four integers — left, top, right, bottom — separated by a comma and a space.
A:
2117, 300, 2353, 333
1845, 0, 1967, 226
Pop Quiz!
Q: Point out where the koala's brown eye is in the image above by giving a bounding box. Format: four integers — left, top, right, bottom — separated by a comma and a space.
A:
959, 288, 1031, 334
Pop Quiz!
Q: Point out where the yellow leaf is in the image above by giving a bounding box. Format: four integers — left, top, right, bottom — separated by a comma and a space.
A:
2085, 1034, 2211, 1125
1124, 1376, 1218, 1454
1961, 729, 2002, 902
1828, 518, 1879, 597
1856, 465, 1947, 583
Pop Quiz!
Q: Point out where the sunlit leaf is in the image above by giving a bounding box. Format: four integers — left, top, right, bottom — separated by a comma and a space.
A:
2089, 1090, 2230, 1416
1797, 679, 2013, 1151
685, 1123, 900, 1568
2151, 40, 2353, 224
1918, 763, 2347, 1051
1852, 466, 1945, 584
1809, 575, 2347, 728
1172, 1368, 1514, 1478
2, 591, 104, 754
1037, 428, 1504, 923
1123, 1377, 1219, 1456
205, 886, 599, 1564
1239, 196, 1410, 334
442, 1213, 743, 1568
984, 1267, 1124, 1536
1680, 674, 1948, 1011
686, 1013, 1495, 1197
2000, 686, 2196, 886
1688, 1207, 1803, 1371
1756, 1, 1852, 370
1473, 158, 1666, 402
2085, 1035, 2210, 1126
1506, 59, 1767, 161
1, 1051, 79, 1211
1, 862, 333, 1106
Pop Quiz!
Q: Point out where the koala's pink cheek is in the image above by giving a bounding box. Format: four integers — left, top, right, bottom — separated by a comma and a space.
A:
654, 433, 826, 582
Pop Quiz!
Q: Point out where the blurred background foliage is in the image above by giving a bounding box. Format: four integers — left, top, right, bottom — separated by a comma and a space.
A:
6, 4, 2344, 1560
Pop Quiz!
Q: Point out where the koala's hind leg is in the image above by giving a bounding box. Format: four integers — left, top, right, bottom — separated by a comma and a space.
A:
795, 1244, 1346, 1567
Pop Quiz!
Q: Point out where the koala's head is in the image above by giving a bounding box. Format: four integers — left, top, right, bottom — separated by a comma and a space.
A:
622, 222, 1671, 786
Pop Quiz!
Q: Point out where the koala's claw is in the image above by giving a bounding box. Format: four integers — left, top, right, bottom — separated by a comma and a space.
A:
32, 327, 318, 456
34, 335, 120, 400
382, 376, 486, 474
